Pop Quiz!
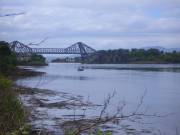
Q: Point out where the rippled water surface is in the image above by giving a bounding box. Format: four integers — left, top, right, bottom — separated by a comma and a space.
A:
17, 63, 180, 134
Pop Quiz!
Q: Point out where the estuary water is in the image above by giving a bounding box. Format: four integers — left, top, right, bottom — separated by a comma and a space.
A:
17, 63, 180, 135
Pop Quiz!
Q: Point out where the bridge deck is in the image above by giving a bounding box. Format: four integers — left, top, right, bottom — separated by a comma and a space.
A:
31, 48, 81, 54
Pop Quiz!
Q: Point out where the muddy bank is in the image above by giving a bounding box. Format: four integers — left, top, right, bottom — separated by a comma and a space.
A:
10, 67, 45, 80
14, 85, 100, 135
14, 84, 155, 135
14, 86, 97, 109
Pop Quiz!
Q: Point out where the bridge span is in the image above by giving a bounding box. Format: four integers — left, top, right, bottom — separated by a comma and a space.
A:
9, 41, 96, 60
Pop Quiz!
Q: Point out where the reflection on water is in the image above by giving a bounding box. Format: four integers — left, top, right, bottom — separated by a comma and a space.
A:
17, 63, 180, 135
52, 75, 91, 80
84, 64, 180, 72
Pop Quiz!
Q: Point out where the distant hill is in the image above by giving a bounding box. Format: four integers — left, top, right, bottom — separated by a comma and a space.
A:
142, 46, 180, 52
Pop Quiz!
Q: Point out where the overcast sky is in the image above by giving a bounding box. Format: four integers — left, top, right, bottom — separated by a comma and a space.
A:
0, 0, 180, 50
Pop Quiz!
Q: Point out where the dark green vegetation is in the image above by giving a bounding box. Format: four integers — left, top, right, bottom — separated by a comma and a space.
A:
0, 76, 30, 135
0, 41, 30, 135
84, 49, 180, 64
17, 54, 47, 66
0, 41, 17, 75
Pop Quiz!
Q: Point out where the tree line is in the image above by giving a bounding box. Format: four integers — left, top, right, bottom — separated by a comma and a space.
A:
82, 48, 180, 64
0, 41, 17, 75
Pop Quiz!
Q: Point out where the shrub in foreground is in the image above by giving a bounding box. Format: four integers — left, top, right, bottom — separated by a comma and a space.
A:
0, 76, 29, 135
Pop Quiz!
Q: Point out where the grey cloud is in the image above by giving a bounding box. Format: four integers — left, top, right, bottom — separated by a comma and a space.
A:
0, 0, 180, 49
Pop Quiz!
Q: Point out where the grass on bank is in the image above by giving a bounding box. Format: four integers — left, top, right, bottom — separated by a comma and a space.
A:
65, 128, 112, 135
0, 76, 30, 135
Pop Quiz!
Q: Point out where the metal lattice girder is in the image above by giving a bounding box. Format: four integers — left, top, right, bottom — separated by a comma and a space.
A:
9, 41, 32, 57
9, 41, 96, 56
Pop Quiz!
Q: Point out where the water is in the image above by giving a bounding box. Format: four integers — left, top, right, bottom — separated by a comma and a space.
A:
17, 63, 180, 134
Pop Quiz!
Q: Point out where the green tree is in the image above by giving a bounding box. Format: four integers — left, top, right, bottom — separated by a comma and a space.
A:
0, 41, 17, 75
83, 48, 180, 64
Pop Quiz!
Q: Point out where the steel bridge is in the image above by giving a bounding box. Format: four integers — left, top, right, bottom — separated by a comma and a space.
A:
9, 41, 96, 61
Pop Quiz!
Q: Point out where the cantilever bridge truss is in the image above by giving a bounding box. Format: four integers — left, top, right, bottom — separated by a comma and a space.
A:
9, 41, 96, 59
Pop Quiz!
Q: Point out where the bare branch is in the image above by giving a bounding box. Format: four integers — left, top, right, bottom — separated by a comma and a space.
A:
28, 37, 49, 46
82, 95, 90, 118
99, 91, 116, 120
0, 12, 26, 17
133, 90, 147, 115
62, 91, 172, 135
176, 127, 179, 135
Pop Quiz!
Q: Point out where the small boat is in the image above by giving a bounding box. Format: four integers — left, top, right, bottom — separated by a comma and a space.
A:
77, 66, 84, 71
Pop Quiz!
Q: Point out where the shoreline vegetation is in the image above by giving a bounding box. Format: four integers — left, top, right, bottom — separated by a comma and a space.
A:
0, 41, 45, 135
17, 54, 48, 66
51, 48, 180, 64
0, 68, 45, 135
84, 49, 180, 64
0, 76, 28, 135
